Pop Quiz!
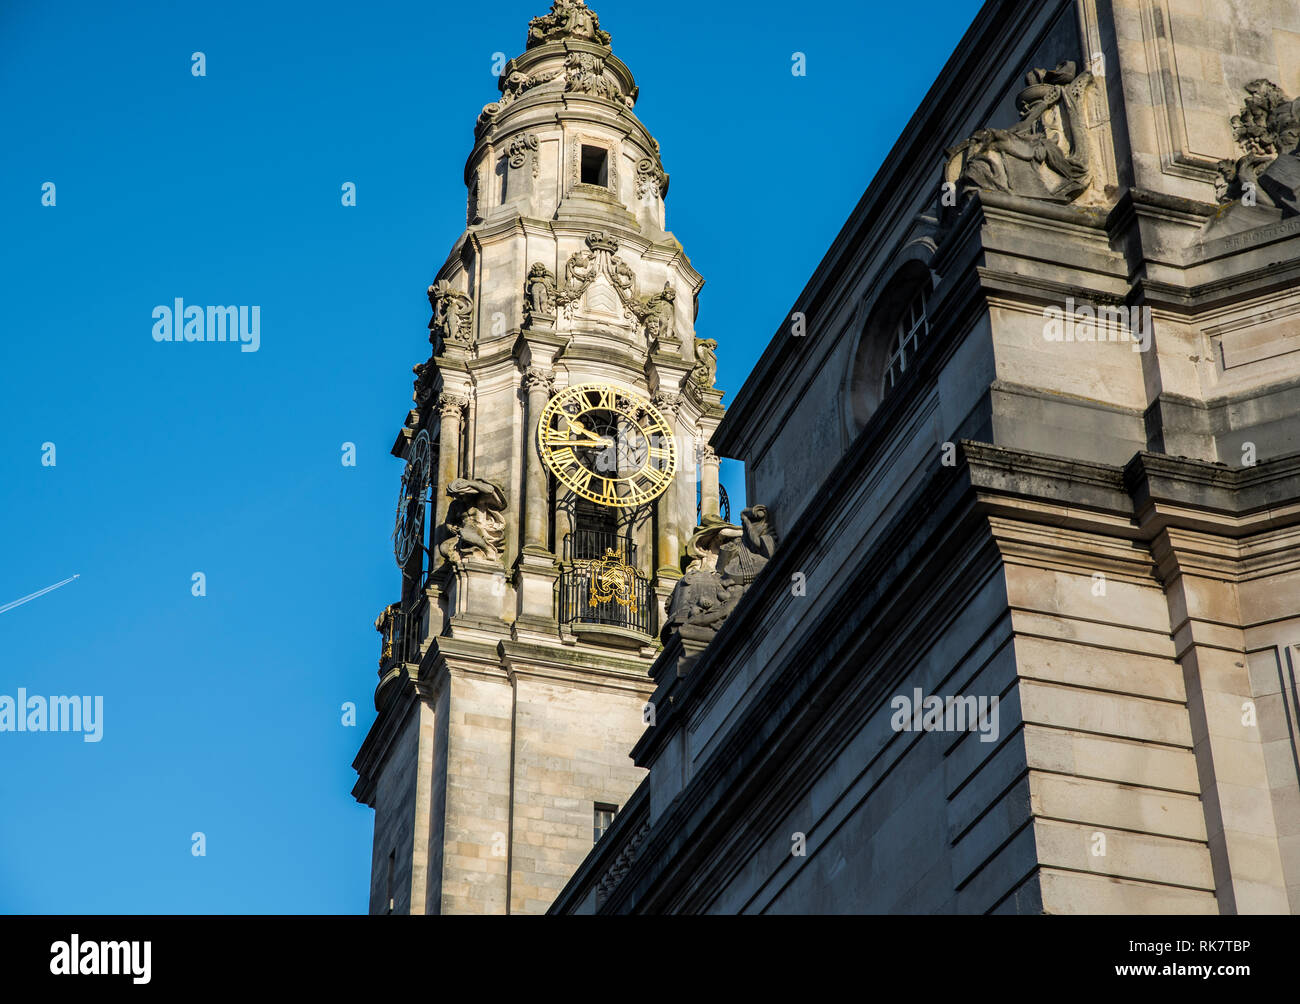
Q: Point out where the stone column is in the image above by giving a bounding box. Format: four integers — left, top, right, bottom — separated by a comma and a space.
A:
435, 393, 468, 551
654, 393, 683, 577
699, 445, 721, 521
521, 368, 553, 553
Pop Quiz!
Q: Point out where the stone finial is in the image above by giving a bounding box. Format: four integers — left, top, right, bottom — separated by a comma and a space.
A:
527, 0, 611, 50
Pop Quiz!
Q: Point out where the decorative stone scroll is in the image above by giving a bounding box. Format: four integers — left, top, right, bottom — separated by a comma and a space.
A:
538, 231, 679, 346
563, 51, 629, 106
508, 132, 541, 177
478, 69, 563, 135
635, 157, 668, 200
944, 61, 1097, 204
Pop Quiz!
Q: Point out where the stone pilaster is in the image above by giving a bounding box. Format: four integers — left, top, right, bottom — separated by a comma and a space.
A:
434, 393, 468, 556
513, 367, 561, 641
653, 392, 684, 578
699, 444, 720, 521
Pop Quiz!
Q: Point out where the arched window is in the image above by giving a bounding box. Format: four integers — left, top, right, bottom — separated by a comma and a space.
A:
846, 259, 934, 435
881, 285, 929, 397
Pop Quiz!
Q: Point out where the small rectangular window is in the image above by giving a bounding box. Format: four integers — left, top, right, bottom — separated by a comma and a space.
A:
593, 802, 618, 844
385, 848, 396, 914
581, 145, 609, 186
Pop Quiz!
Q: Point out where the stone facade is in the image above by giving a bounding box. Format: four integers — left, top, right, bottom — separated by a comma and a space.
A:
352, 0, 727, 914
551, 0, 1300, 914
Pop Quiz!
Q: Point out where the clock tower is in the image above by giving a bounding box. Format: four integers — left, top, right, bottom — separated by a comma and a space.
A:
351, 0, 727, 914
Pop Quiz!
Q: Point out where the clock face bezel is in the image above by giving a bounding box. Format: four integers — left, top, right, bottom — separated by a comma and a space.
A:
393, 428, 432, 567
537, 382, 676, 509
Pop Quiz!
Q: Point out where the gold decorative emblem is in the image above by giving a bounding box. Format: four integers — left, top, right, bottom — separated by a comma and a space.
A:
587, 548, 636, 607
538, 382, 676, 508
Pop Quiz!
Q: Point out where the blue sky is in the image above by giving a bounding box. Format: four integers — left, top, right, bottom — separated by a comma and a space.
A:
0, 0, 981, 913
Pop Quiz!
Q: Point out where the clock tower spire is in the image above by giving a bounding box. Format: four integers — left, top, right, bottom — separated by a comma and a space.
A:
352, 0, 727, 914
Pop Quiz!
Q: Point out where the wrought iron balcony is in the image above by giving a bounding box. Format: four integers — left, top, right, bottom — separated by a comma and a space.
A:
559, 531, 655, 640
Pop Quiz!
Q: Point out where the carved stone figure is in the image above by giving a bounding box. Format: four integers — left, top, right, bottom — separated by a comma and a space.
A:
527, 0, 611, 49
412, 358, 437, 406
641, 282, 677, 345
1207, 80, 1300, 235
374, 602, 402, 667
525, 262, 558, 322
661, 506, 777, 644
428, 280, 474, 347
439, 478, 508, 566
691, 337, 718, 389
944, 61, 1097, 204
660, 516, 740, 644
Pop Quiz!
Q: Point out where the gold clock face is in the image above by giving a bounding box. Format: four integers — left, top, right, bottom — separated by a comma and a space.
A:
538, 383, 676, 508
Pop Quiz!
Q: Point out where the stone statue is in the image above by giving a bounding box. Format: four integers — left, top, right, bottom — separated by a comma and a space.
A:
527, 0, 611, 50
661, 505, 777, 645
691, 338, 718, 389
428, 280, 474, 348
944, 61, 1097, 205
374, 602, 402, 666
660, 516, 739, 644
641, 282, 677, 345
411, 358, 437, 406
439, 478, 508, 566
525, 262, 558, 322
1206, 80, 1300, 236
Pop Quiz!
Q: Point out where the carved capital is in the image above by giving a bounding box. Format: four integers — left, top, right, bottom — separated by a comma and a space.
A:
522, 367, 554, 395
437, 393, 469, 419
652, 391, 684, 419
698, 444, 719, 465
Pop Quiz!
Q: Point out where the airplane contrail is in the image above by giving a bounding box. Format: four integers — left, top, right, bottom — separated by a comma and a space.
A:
0, 574, 81, 615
